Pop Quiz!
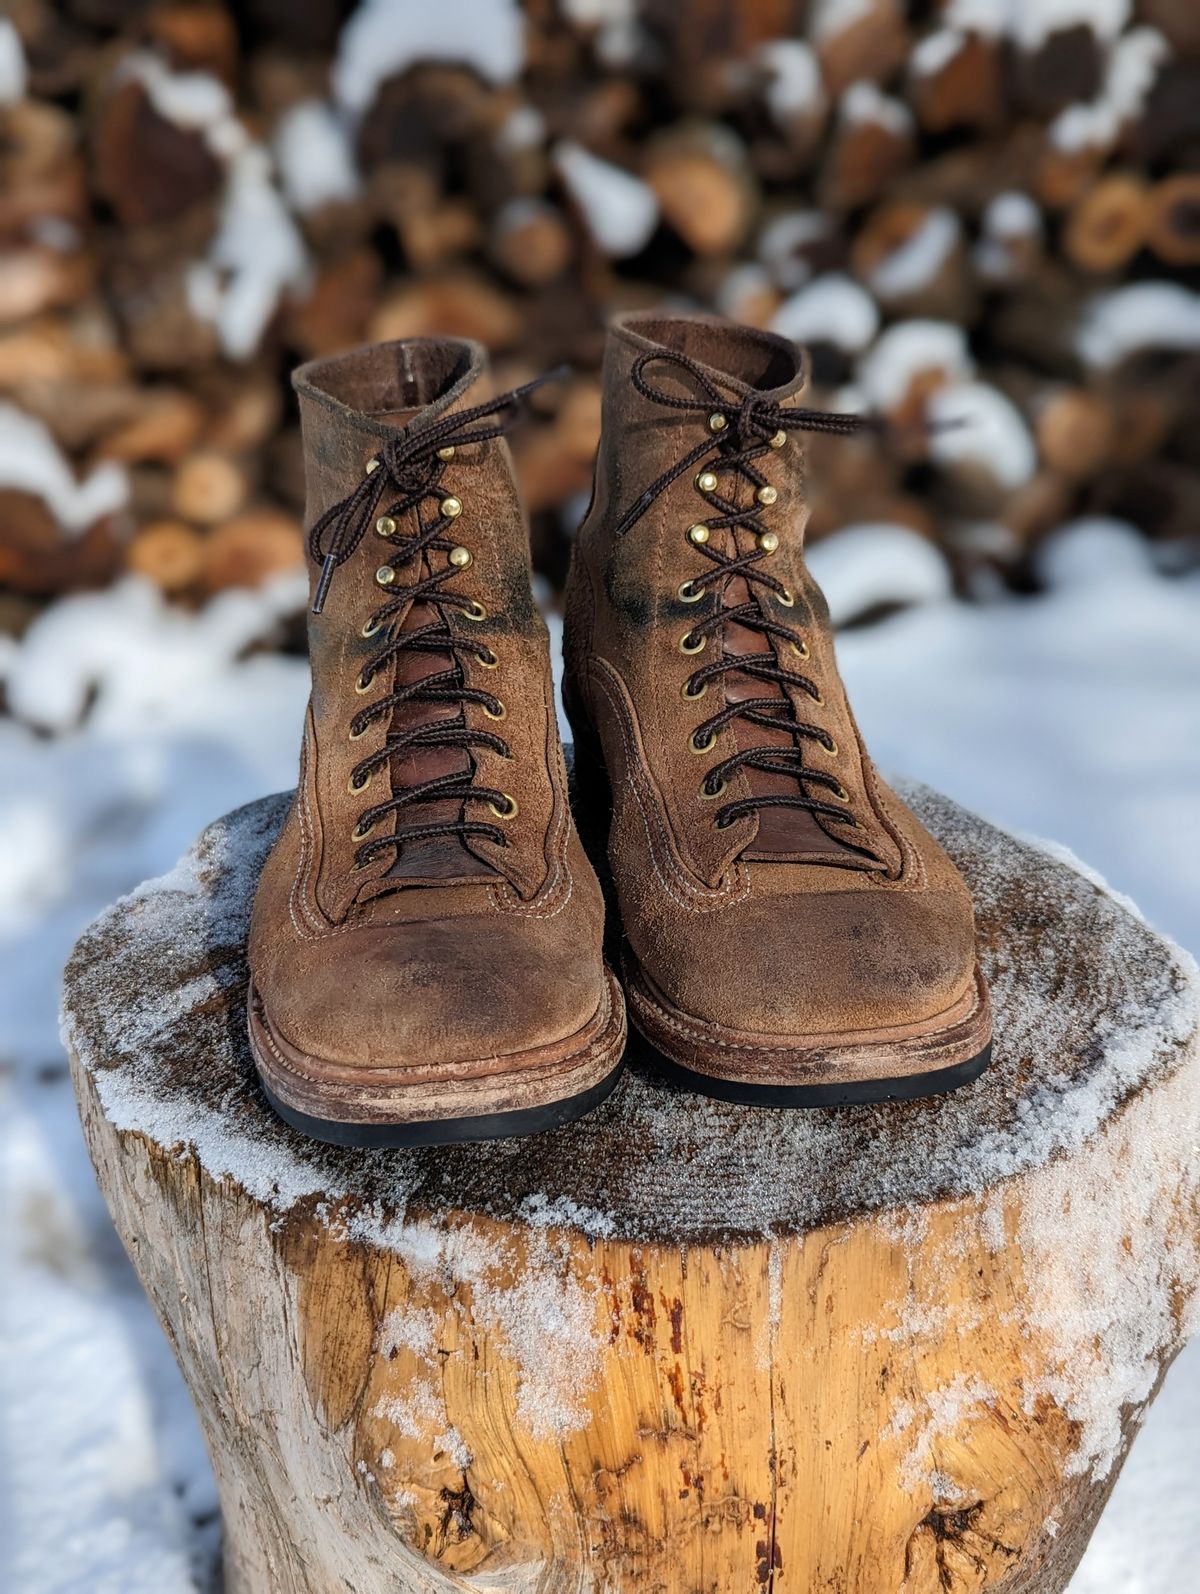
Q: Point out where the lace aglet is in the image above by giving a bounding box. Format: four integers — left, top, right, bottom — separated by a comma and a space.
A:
311, 553, 338, 615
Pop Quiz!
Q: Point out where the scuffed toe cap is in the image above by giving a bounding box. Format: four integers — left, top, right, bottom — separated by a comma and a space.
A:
643, 885, 978, 1039
252, 914, 606, 1072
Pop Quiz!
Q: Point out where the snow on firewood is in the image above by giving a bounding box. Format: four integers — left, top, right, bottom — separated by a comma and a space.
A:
273, 101, 360, 215
0, 16, 27, 104
856, 320, 974, 412
866, 206, 961, 300
333, 0, 526, 116
0, 402, 128, 534
1048, 26, 1169, 154
553, 141, 659, 258
771, 272, 879, 351
928, 380, 1037, 488
1076, 281, 1200, 369
756, 39, 826, 126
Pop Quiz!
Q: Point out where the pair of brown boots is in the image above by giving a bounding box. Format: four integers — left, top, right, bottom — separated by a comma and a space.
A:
248, 312, 992, 1147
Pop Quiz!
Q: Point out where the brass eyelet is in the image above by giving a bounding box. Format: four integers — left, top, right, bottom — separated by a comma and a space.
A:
832, 783, 851, 803
488, 793, 518, 820
349, 720, 368, 741
679, 631, 706, 656
688, 524, 710, 545
768, 430, 787, 450
436, 445, 455, 461
790, 637, 809, 660
678, 580, 705, 604
777, 587, 795, 608
756, 484, 778, 507
354, 671, 374, 695
708, 412, 727, 433
689, 729, 715, 755
375, 566, 396, 587
351, 819, 374, 841
822, 736, 838, 757
348, 770, 370, 794
483, 700, 507, 721
696, 470, 719, 494
463, 600, 487, 622
365, 456, 381, 474
699, 776, 727, 801
682, 678, 708, 701
810, 688, 824, 707
477, 648, 499, 669
757, 531, 779, 554
441, 495, 463, 520
375, 514, 397, 538
361, 615, 382, 639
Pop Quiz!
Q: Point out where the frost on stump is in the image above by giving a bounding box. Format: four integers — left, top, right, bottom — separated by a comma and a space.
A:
63, 781, 1200, 1594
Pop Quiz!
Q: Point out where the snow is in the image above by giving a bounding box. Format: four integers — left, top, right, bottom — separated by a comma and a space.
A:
1076, 281, 1200, 369
186, 145, 309, 360
121, 52, 235, 139
0, 15, 27, 104
944, 0, 1130, 47
552, 141, 659, 258
856, 320, 973, 411
771, 273, 880, 351
756, 39, 825, 125
910, 28, 966, 78
6, 518, 1200, 1587
975, 190, 1042, 279
867, 206, 961, 300
273, 100, 360, 214
333, 0, 526, 115
758, 209, 833, 290
1048, 27, 1169, 154
927, 379, 1037, 488
118, 53, 309, 361
0, 402, 129, 534
809, 0, 874, 44
839, 79, 913, 137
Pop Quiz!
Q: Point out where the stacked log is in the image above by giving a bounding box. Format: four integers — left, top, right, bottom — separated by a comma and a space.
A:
0, 0, 1196, 621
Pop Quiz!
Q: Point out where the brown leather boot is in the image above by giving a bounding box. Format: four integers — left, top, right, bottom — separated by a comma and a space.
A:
563, 312, 991, 1105
248, 339, 625, 1145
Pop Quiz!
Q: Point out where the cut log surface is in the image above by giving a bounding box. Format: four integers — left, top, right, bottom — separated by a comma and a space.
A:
64, 782, 1200, 1594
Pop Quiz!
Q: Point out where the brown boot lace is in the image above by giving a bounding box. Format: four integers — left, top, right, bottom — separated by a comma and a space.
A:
617, 347, 870, 837
308, 369, 563, 866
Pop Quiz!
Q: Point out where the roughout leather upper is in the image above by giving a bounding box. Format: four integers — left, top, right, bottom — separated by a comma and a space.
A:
563, 311, 980, 1037
249, 338, 607, 1070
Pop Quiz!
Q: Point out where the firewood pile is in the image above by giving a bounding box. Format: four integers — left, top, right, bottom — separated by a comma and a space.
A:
1, 0, 1197, 633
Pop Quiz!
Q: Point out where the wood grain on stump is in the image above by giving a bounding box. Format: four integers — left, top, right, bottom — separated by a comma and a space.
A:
64, 782, 1200, 1594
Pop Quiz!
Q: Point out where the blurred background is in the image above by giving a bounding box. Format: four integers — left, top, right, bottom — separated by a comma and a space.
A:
1, 2, 1197, 1591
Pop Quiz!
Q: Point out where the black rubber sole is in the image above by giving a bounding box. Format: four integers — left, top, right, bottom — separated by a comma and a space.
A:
638, 1038, 993, 1108
257, 1056, 626, 1149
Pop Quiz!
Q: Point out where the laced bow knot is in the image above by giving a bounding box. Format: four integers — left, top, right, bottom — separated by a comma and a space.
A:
615, 348, 866, 539
308, 365, 567, 614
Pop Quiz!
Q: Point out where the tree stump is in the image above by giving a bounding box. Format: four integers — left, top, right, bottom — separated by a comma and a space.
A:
64, 782, 1200, 1594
